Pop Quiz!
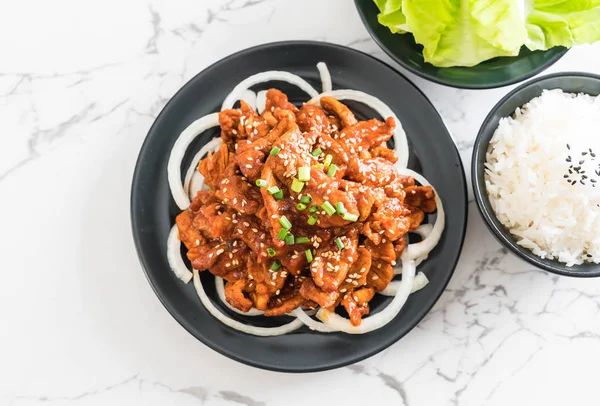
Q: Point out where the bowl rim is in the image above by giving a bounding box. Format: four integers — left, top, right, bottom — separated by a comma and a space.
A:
353, 0, 569, 90
472, 71, 600, 277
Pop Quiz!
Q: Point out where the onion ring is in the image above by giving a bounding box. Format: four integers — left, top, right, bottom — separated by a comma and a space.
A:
396, 168, 445, 261
214, 277, 264, 316
292, 308, 336, 332
166, 225, 193, 283
309, 89, 409, 168
380, 271, 429, 297
222, 71, 319, 110
168, 113, 220, 210
317, 62, 332, 93
192, 270, 303, 336
315, 255, 415, 334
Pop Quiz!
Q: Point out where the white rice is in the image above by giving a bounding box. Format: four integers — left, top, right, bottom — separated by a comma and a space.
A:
485, 89, 600, 266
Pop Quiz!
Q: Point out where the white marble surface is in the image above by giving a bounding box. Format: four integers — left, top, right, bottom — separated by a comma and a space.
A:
2, 1, 600, 405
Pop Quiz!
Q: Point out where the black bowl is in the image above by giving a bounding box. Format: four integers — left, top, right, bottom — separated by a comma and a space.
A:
354, 0, 568, 89
131, 41, 468, 372
472, 72, 600, 277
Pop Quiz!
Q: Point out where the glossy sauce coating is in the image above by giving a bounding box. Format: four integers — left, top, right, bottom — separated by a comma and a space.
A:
176, 90, 436, 325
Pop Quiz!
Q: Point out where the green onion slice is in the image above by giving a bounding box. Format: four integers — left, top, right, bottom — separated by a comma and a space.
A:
321, 201, 336, 216
342, 212, 359, 222
326, 164, 337, 177
291, 178, 304, 193
305, 249, 313, 263
279, 215, 292, 230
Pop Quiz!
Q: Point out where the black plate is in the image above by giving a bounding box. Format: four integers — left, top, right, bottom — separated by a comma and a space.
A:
131, 41, 467, 372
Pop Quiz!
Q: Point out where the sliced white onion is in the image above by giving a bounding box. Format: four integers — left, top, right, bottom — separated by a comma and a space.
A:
168, 113, 220, 210
256, 90, 268, 114
292, 308, 337, 332
214, 277, 264, 316
308, 89, 409, 168
379, 271, 429, 296
192, 270, 303, 336
221, 71, 319, 110
397, 168, 445, 261
414, 224, 433, 240
316, 255, 415, 334
317, 62, 332, 93
167, 225, 193, 283
241, 89, 257, 110
184, 140, 224, 197
183, 137, 224, 198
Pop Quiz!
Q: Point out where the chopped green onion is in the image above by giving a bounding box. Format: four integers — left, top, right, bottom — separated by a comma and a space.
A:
267, 248, 276, 257
312, 163, 324, 169
273, 190, 284, 200
277, 228, 289, 240
309, 205, 320, 213
324, 154, 333, 168
327, 164, 337, 177
255, 179, 267, 187
296, 236, 310, 244
342, 212, 359, 222
335, 202, 347, 215
270, 146, 281, 156
307, 215, 318, 225
291, 178, 305, 193
300, 195, 312, 204
305, 249, 314, 263
270, 260, 281, 271
311, 148, 323, 157
298, 166, 311, 182
267, 186, 280, 195
285, 234, 295, 245
296, 203, 307, 211
321, 201, 336, 216
279, 215, 292, 230
335, 237, 344, 250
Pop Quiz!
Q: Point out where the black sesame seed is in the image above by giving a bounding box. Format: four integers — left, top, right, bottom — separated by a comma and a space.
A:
592, 153, 597, 158
567, 144, 571, 149
583, 152, 588, 156
566, 156, 572, 162
581, 180, 585, 185
572, 180, 577, 185
582, 175, 588, 179
569, 169, 573, 174
580, 160, 585, 165
587, 254, 593, 258
564, 174, 569, 178
592, 179, 597, 183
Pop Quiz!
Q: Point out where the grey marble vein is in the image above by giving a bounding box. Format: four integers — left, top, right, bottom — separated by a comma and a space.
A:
219, 391, 267, 406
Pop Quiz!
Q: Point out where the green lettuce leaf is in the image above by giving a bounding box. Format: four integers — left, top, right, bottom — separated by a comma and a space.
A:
401, 0, 526, 67
374, 0, 410, 34
526, 0, 600, 50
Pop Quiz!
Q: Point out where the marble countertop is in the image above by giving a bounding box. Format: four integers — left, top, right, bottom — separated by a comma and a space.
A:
2, 1, 600, 405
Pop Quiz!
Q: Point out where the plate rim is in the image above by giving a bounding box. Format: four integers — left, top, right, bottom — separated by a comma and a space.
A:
353, 0, 569, 90
130, 40, 468, 372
